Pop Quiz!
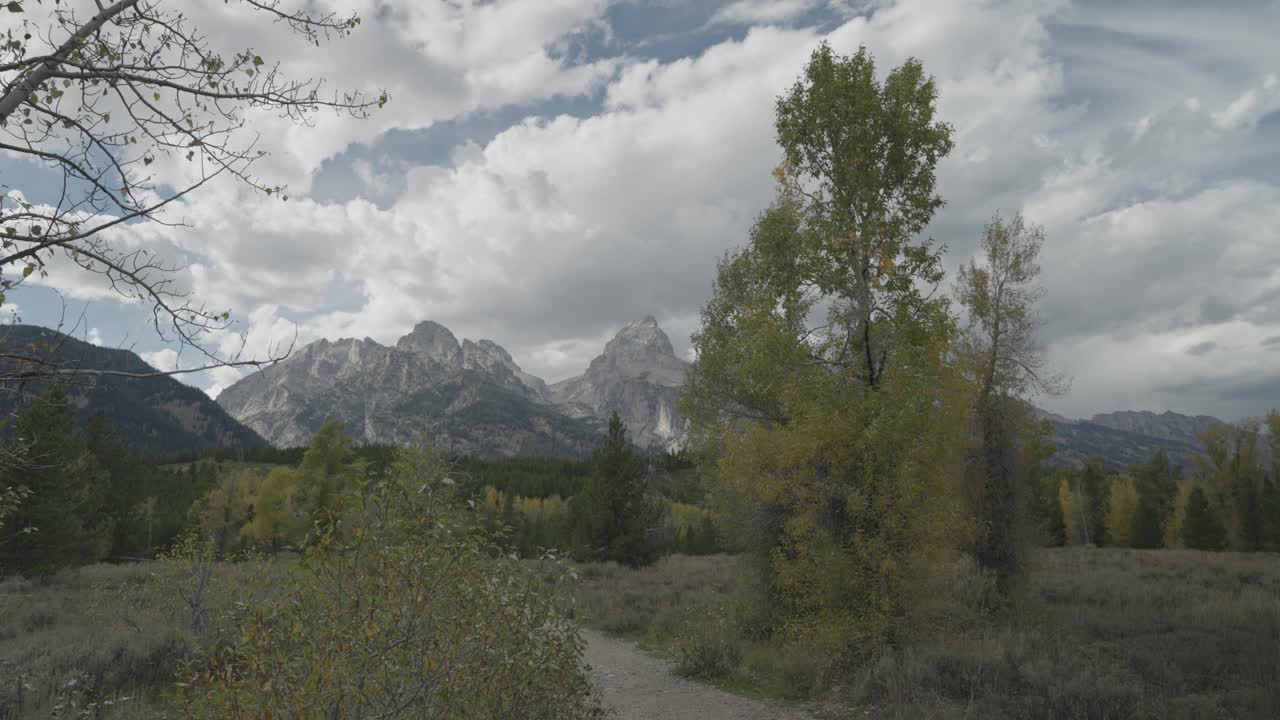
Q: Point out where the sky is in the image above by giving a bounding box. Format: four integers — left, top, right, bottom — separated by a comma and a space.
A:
6, 0, 1280, 422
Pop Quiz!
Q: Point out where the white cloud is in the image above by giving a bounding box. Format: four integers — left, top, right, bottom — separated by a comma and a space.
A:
1211, 74, 1280, 130
141, 348, 181, 374
67, 0, 1090, 386
86, 327, 104, 346
713, 0, 825, 25
18, 0, 1280, 422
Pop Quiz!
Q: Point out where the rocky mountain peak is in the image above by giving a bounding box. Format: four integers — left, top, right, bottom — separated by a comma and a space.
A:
462, 338, 550, 401
395, 320, 461, 366
609, 315, 675, 357
549, 315, 689, 450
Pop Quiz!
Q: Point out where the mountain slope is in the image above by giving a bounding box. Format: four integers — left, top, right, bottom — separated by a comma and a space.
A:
0, 325, 266, 455
217, 323, 600, 458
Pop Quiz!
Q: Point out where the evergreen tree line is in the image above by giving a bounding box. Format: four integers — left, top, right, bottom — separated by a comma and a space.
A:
0, 386, 220, 575
1028, 414, 1280, 552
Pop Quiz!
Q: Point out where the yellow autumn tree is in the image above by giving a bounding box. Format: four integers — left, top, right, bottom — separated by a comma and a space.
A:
191, 470, 258, 558
247, 467, 301, 551
1104, 474, 1139, 547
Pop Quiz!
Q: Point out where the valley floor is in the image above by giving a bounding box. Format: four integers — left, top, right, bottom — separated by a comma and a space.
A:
3, 548, 1279, 718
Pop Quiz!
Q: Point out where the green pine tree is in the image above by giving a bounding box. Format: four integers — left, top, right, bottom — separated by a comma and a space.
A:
0, 386, 114, 575
1182, 486, 1226, 551
1131, 449, 1178, 549
570, 413, 664, 567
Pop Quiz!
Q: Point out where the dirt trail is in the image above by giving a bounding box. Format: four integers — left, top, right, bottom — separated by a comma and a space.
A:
583, 630, 814, 720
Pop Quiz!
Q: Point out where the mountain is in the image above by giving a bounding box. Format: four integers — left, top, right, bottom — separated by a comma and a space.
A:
217, 322, 600, 459
214, 312, 1246, 469
0, 325, 267, 455
549, 316, 689, 451
1037, 409, 1227, 471
1087, 411, 1224, 447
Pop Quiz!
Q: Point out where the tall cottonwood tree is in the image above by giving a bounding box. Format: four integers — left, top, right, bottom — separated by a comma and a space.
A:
683, 43, 968, 664
954, 213, 1063, 590
0, 0, 384, 381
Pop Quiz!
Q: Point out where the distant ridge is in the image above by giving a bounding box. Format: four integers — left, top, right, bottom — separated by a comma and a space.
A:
0, 324, 267, 455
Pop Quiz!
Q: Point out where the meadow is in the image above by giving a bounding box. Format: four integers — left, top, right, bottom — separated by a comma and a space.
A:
3, 548, 1278, 719
570, 548, 1280, 719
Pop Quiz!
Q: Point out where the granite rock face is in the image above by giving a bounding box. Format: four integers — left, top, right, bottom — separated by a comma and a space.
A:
217, 325, 596, 458
549, 316, 689, 451
218, 316, 691, 456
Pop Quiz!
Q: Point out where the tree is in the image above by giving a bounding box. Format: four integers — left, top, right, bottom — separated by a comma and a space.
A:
1263, 410, 1280, 550
570, 413, 664, 567
683, 43, 969, 665
1059, 476, 1083, 546
246, 466, 300, 551
1077, 459, 1107, 545
954, 213, 1064, 589
292, 419, 357, 542
1164, 479, 1194, 548
1194, 421, 1265, 550
1132, 449, 1178, 549
192, 468, 256, 558
0, 385, 112, 574
0, 1, 384, 387
1182, 486, 1226, 551
1104, 474, 1139, 547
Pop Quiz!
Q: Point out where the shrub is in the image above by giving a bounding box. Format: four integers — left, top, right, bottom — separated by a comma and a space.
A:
177, 446, 606, 720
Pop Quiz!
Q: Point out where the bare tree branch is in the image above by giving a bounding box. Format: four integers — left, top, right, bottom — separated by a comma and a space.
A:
0, 0, 385, 393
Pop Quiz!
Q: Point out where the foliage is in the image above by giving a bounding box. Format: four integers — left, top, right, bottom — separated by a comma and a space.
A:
0, 1, 384, 386
453, 454, 592, 499
190, 468, 259, 558
954, 213, 1062, 591
682, 42, 969, 673
1164, 479, 1194, 549
0, 385, 113, 574
1181, 486, 1227, 551
1104, 474, 1139, 547
1058, 477, 1081, 546
244, 466, 301, 550
177, 446, 607, 720
569, 414, 666, 567
1131, 449, 1179, 549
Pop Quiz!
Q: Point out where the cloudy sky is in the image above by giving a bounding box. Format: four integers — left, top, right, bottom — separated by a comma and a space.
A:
8, 0, 1280, 421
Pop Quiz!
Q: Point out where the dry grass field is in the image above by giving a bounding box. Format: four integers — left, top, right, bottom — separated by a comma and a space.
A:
3, 548, 1278, 719
570, 549, 1280, 719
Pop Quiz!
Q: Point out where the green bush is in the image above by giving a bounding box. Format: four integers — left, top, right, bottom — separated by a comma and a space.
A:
177, 446, 606, 720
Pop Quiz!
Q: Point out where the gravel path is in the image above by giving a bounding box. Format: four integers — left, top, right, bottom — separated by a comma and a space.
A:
583, 629, 814, 720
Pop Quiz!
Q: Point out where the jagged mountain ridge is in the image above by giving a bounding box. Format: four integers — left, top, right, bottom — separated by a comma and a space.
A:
216, 322, 599, 459
217, 317, 690, 458
0, 325, 267, 455
1038, 409, 1241, 471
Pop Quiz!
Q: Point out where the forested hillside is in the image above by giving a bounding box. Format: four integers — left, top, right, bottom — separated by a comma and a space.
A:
0, 325, 266, 454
